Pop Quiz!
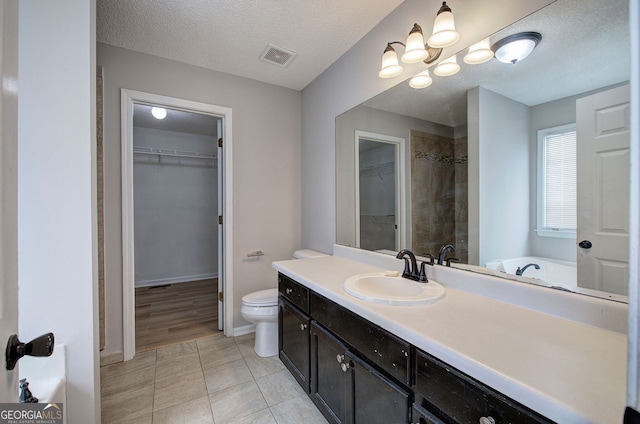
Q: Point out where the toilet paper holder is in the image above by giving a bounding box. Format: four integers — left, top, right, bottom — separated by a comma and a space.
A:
247, 250, 264, 257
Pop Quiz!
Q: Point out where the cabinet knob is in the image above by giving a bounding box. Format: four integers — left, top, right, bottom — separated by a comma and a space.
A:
341, 362, 350, 372
336, 354, 345, 363
299, 323, 307, 331
285, 288, 293, 294
479, 417, 495, 424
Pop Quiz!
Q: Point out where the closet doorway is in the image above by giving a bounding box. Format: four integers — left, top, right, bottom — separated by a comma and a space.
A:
121, 90, 234, 360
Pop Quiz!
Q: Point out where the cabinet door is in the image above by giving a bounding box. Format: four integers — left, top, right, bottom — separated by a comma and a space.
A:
278, 298, 310, 393
311, 321, 353, 424
411, 404, 445, 424
351, 353, 410, 424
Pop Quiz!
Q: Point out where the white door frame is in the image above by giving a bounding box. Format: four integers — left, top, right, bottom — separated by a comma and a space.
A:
354, 130, 406, 250
121, 89, 233, 361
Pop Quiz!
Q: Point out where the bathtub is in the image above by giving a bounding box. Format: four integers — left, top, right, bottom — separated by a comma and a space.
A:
485, 256, 577, 290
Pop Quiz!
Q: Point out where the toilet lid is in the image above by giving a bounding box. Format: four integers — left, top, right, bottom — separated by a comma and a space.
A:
242, 288, 278, 306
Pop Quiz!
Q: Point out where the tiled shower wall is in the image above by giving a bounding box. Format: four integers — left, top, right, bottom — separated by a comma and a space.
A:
411, 130, 468, 263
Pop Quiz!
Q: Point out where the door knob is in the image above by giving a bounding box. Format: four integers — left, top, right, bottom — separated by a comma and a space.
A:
578, 240, 592, 249
5, 333, 54, 370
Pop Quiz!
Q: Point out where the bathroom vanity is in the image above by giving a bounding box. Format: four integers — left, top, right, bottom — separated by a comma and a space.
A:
273, 246, 627, 424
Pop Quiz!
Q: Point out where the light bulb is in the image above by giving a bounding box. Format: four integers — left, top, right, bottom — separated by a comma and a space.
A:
464, 38, 494, 65
409, 69, 433, 89
434, 55, 460, 76
379, 45, 403, 78
151, 107, 167, 120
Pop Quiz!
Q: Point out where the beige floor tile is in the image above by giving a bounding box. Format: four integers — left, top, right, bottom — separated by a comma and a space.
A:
153, 370, 208, 411
235, 336, 258, 358
226, 408, 277, 424
255, 370, 305, 406
155, 351, 202, 381
196, 333, 232, 351
101, 350, 156, 381
203, 358, 254, 394
270, 395, 328, 424
102, 365, 156, 397
101, 384, 154, 424
244, 351, 286, 379
233, 333, 255, 346
156, 340, 198, 361
200, 343, 243, 369
152, 396, 214, 424
209, 381, 268, 424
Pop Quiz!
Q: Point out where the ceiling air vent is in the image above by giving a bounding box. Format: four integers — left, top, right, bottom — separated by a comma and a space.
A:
260, 44, 296, 67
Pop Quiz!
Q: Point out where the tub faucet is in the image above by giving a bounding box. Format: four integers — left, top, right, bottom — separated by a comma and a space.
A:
437, 244, 455, 265
516, 263, 540, 276
396, 249, 428, 282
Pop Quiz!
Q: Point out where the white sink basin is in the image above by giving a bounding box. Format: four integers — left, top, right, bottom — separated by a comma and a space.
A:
343, 272, 445, 306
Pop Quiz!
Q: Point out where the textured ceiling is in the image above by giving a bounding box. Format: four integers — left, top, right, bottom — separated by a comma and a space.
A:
97, 0, 404, 90
362, 0, 630, 128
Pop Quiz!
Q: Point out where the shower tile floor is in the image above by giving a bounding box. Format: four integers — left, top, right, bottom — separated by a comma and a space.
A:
100, 333, 328, 424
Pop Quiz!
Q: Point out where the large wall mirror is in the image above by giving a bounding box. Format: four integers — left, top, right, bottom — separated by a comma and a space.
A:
336, 0, 630, 302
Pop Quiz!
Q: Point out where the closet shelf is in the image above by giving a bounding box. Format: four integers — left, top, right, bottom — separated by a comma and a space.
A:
133, 146, 217, 160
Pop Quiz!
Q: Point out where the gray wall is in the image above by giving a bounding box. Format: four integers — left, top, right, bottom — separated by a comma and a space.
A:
468, 87, 531, 266
301, 0, 554, 254
18, 1, 99, 421
98, 43, 302, 357
133, 127, 218, 286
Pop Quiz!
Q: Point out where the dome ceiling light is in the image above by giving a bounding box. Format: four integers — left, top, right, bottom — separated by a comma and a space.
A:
491, 32, 542, 65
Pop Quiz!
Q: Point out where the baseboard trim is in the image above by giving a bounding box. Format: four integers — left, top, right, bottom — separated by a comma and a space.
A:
135, 273, 218, 288
100, 351, 124, 367
233, 324, 256, 337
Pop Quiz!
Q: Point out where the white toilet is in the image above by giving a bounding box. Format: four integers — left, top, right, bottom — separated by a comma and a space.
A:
241, 249, 327, 357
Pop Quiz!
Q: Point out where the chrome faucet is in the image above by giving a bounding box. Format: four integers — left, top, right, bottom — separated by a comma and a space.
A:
516, 263, 540, 276
396, 249, 428, 282
437, 244, 455, 265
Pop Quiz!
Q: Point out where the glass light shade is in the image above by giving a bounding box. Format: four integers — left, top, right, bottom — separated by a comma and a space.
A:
463, 38, 494, 64
494, 38, 537, 64
151, 107, 167, 120
409, 69, 433, 89
427, 10, 459, 48
402, 25, 429, 63
433, 55, 460, 76
379, 46, 403, 78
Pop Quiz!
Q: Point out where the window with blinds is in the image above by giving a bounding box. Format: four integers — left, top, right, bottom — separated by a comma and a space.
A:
536, 124, 577, 238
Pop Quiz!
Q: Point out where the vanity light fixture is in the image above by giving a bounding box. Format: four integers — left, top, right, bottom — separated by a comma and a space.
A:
409, 69, 433, 89
492, 32, 542, 65
433, 54, 460, 76
427, 2, 460, 49
402, 24, 430, 63
463, 37, 494, 64
378, 43, 405, 78
151, 107, 167, 120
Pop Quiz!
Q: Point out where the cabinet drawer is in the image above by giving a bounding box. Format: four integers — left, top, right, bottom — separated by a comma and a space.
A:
310, 292, 411, 386
414, 349, 553, 424
278, 273, 309, 312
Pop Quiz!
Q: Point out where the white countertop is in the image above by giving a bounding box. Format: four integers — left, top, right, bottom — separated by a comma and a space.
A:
272, 254, 626, 424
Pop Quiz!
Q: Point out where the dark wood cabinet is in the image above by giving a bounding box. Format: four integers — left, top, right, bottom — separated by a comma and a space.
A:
414, 349, 554, 424
278, 298, 311, 393
310, 321, 410, 424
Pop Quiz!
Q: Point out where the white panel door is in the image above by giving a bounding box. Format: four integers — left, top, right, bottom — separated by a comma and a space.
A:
0, 0, 19, 402
576, 84, 630, 294
217, 119, 223, 331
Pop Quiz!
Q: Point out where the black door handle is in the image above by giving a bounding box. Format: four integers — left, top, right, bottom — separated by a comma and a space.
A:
5, 333, 54, 370
578, 240, 592, 249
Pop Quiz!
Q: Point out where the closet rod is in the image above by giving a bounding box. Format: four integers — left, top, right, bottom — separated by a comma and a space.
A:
133, 146, 216, 160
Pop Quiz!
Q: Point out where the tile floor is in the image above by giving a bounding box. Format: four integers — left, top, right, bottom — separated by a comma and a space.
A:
100, 333, 329, 424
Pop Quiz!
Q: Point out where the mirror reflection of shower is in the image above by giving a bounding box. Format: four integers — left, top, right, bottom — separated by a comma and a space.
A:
355, 131, 406, 252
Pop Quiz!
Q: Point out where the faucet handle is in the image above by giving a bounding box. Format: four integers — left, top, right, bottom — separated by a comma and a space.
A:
401, 258, 411, 277
445, 258, 460, 267
423, 253, 435, 266
418, 262, 428, 282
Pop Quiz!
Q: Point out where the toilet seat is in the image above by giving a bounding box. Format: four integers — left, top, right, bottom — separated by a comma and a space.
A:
242, 288, 278, 307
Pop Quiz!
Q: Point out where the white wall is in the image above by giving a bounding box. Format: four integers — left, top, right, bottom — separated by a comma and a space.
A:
18, 0, 99, 422
301, 0, 555, 254
0, 0, 19, 403
468, 87, 530, 266
98, 43, 301, 356
133, 127, 218, 286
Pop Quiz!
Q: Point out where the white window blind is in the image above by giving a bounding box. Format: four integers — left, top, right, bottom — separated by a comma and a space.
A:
539, 126, 577, 235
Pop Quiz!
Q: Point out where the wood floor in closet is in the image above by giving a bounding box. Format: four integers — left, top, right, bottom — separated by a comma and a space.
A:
135, 279, 220, 352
